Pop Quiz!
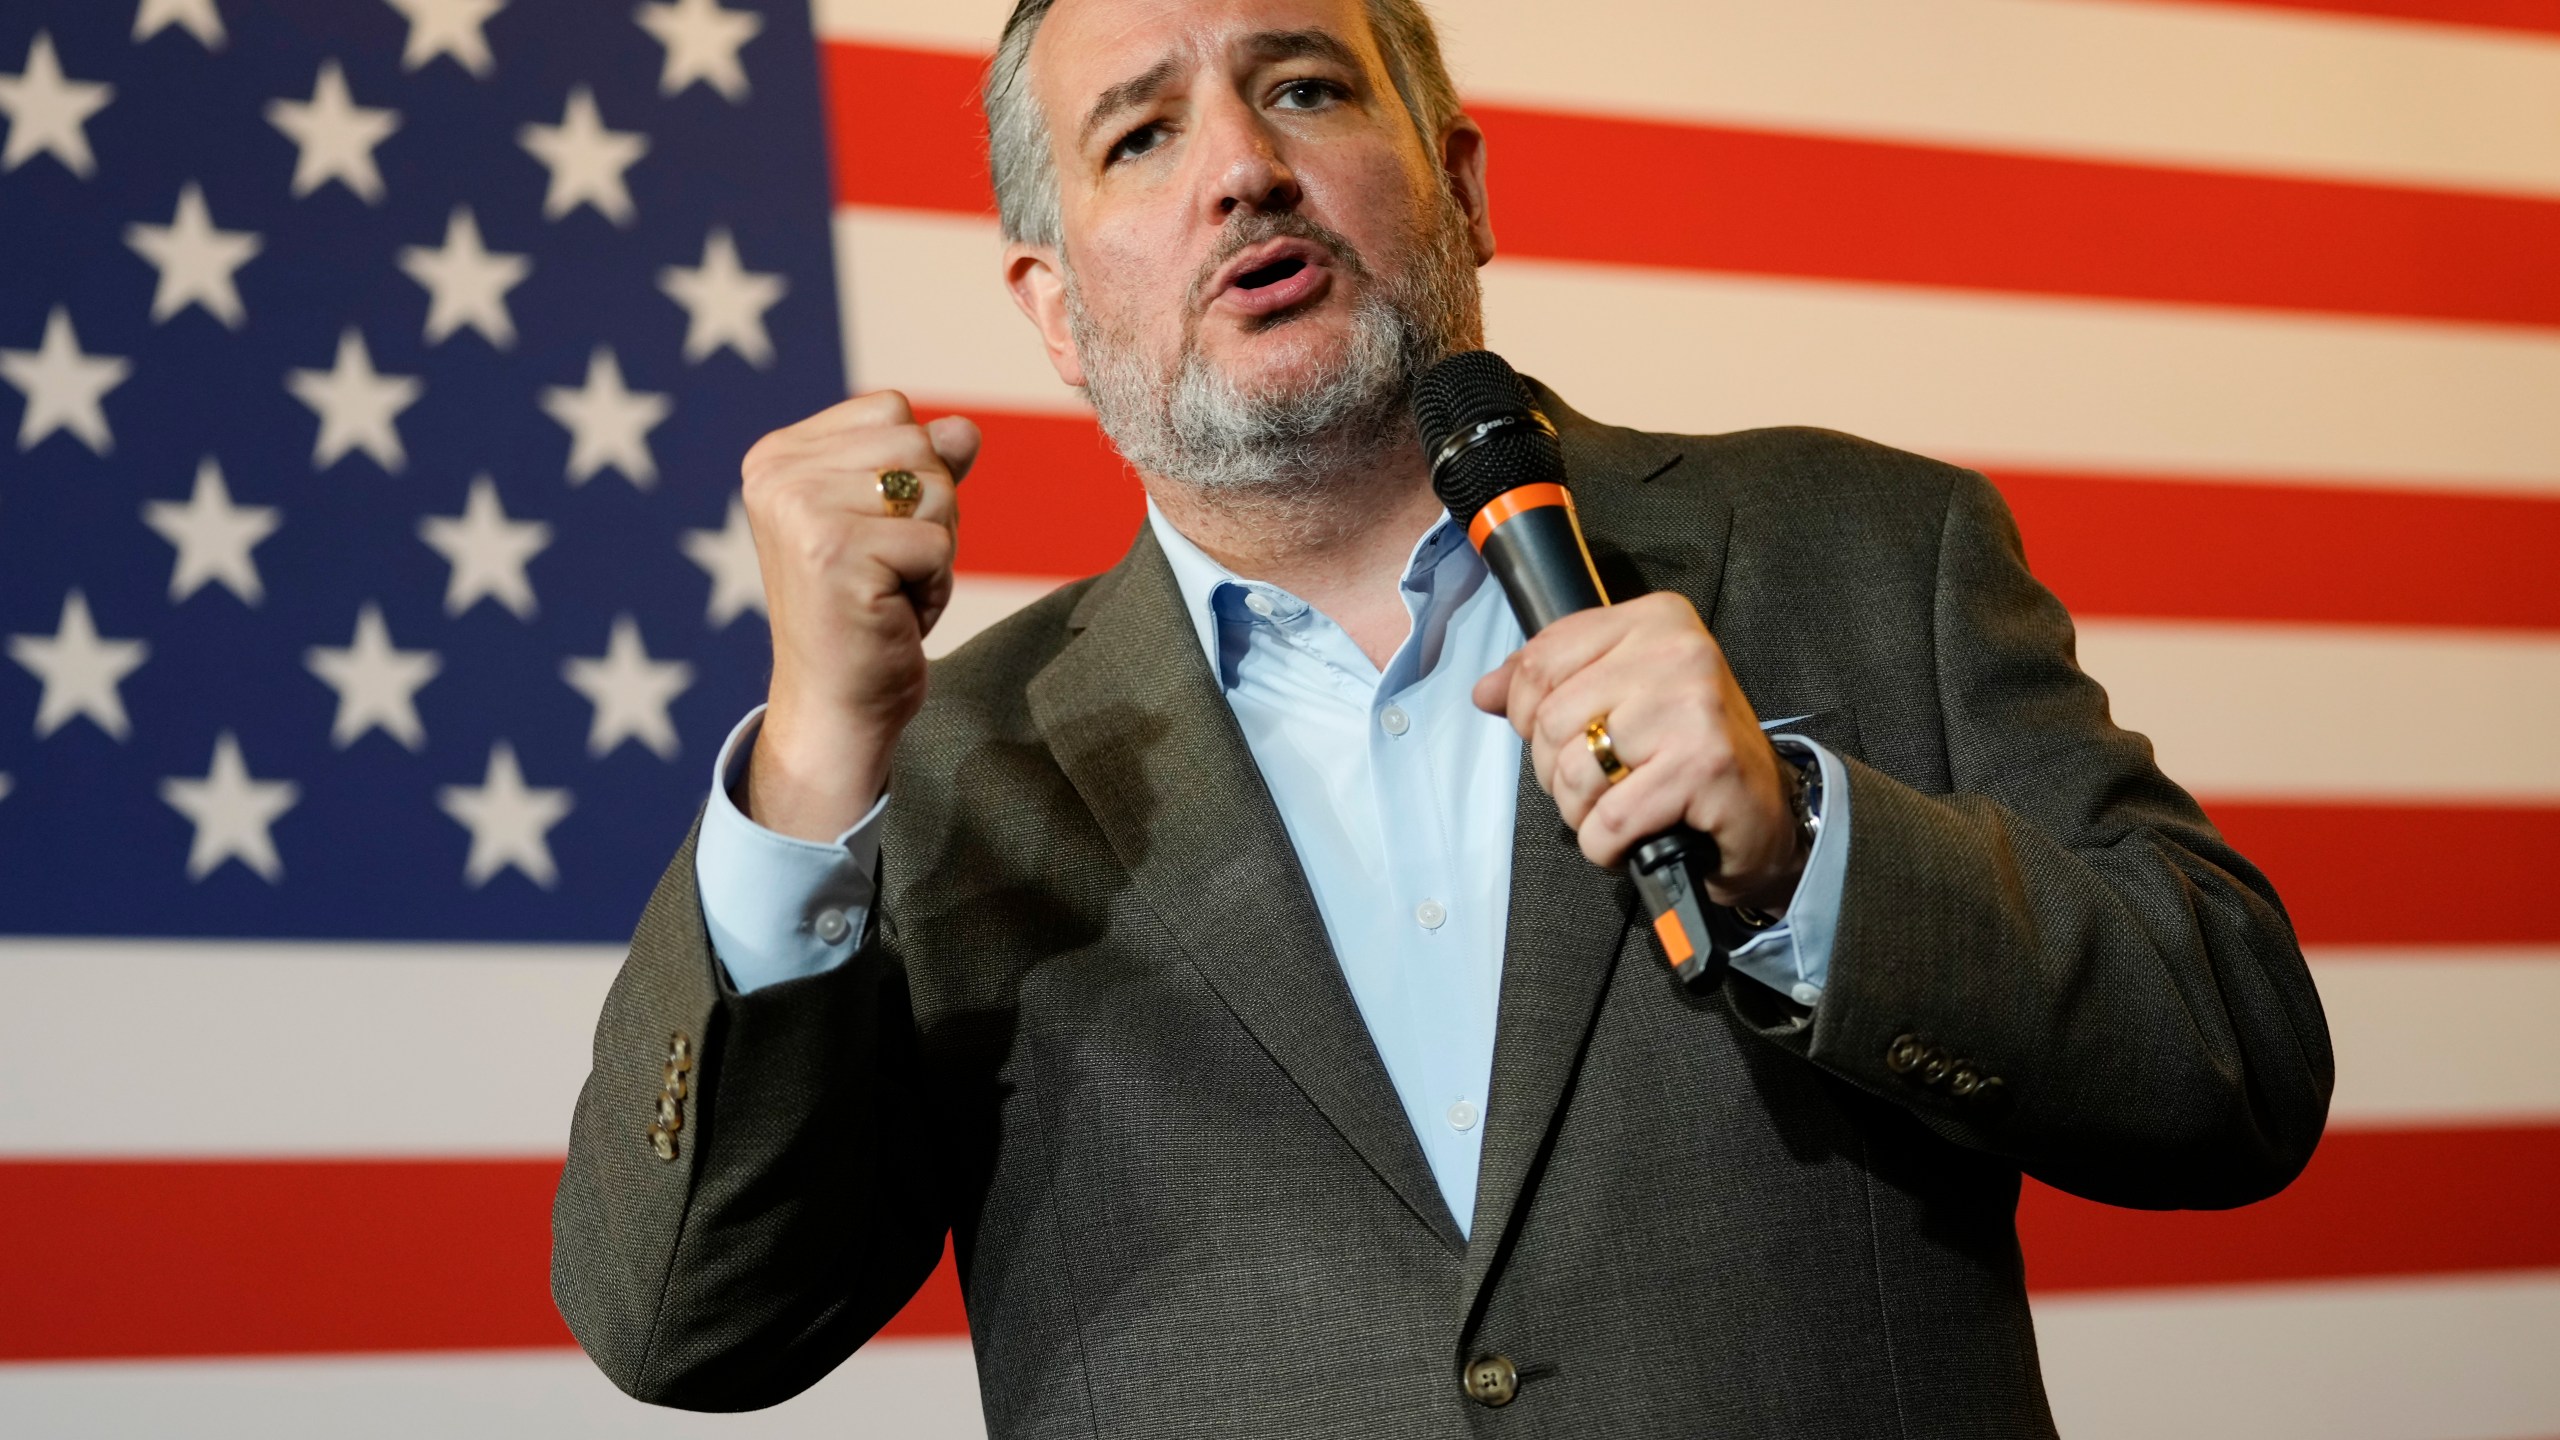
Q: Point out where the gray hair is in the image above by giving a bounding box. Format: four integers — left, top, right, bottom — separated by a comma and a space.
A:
983, 0, 1466, 249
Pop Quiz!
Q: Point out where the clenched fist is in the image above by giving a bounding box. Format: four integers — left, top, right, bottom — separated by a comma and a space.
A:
736, 390, 979, 841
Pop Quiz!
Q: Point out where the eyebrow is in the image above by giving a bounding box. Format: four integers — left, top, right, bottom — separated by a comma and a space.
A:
1074, 29, 1366, 151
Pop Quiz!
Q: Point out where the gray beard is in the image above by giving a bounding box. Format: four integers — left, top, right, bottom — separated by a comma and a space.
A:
1065, 195, 1484, 500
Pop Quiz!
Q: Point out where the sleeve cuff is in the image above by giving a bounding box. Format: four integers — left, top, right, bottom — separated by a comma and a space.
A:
1726, 734, 1852, 1009
693, 706, 888, 994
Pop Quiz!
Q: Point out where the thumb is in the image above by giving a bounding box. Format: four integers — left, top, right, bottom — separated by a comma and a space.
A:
926, 414, 984, 484
1473, 654, 1517, 715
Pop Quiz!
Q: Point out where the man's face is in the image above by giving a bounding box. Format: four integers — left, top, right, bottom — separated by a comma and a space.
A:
1010, 0, 1492, 485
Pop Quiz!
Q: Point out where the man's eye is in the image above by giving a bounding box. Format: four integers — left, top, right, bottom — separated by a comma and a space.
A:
1273, 79, 1340, 111
1107, 123, 1164, 165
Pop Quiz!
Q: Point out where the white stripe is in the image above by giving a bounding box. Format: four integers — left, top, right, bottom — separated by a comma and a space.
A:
811, 0, 2560, 201
834, 209, 2560, 495
0, 939, 618, 1157
0, 1340, 985, 1440
5, 935, 2553, 1158
2315, 949, 2560, 1129
2034, 1271, 2560, 1440
2074, 619, 2560, 801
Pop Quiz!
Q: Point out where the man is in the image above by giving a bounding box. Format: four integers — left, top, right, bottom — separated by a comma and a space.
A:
553, 0, 2332, 1434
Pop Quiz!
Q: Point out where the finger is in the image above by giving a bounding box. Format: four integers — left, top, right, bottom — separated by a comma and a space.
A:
1504, 606, 1643, 732
1575, 754, 1702, 869
926, 414, 983, 484
1473, 654, 1517, 716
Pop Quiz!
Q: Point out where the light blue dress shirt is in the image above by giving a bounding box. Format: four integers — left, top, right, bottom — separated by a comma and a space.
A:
695, 505, 1852, 1236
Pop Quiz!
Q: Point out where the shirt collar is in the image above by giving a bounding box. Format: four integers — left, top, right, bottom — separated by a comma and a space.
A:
1144, 498, 1476, 684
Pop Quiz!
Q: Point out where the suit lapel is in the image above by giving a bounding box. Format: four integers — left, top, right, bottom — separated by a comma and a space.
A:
1459, 393, 1734, 1316
1027, 530, 1466, 1251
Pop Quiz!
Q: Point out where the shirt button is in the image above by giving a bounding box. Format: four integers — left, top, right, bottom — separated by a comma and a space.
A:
1447, 1100, 1479, 1131
1415, 899, 1447, 930
813, 908, 851, 944
1243, 591, 1276, 617
1791, 982, 1822, 1006
1380, 705, 1410, 736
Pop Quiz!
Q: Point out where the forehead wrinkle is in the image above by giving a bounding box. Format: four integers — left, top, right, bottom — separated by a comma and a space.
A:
1237, 28, 1364, 72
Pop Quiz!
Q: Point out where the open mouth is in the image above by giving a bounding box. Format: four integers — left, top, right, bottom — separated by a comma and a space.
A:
1234, 255, 1308, 291
1210, 239, 1333, 318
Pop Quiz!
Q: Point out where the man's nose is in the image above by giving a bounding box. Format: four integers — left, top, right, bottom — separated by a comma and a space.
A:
1197, 93, 1300, 220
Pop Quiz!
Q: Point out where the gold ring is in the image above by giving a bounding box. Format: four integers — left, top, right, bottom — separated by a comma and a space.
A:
1584, 715, 1631, 786
877, 468, 922, 518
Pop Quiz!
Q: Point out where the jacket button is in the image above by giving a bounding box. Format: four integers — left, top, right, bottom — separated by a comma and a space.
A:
648, 1124, 677, 1161
1463, 1354, 1518, 1407
1950, 1065, 1980, 1097
1885, 1034, 1924, 1073
1918, 1051, 1952, 1085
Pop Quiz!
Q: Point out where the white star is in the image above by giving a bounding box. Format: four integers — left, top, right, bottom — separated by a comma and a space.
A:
306, 602, 440, 751
518, 87, 646, 225
267, 60, 400, 203
398, 206, 529, 348
133, 0, 226, 48
418, 475, 549, 619
635, 0, 761, 103
682, 497, 765, 627
541, 346, 669, 488
0, 32, 113, 178
659, 227, 785, 367
439, 741, 572, 888
563, 615, 694, 760
161, 731, 298, 882
9, 590, 148, 741
0, 773, 11, 803
144, 456, 280, 604
287, 328, 421, 472
384, 0, 504, 77
125, 182, 263, 328
2, 307, 131, 455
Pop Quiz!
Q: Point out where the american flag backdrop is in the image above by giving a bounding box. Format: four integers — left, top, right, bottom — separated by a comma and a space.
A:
3, 0, 2557, 1435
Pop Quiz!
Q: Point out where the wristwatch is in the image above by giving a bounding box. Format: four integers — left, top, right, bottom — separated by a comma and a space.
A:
1731, 743, 1823, 933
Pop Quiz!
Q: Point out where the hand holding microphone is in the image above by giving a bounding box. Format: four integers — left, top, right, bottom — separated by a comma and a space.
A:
1414, 352, 1809, 980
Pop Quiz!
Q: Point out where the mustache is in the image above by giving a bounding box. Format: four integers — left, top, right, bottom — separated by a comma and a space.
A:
1184, 211, 1372, 314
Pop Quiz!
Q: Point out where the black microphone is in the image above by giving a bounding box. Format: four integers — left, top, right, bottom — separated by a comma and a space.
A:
1413, 350, 1723, 985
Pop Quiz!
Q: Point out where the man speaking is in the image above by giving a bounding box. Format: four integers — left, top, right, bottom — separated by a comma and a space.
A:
553, 0, 2333, 1433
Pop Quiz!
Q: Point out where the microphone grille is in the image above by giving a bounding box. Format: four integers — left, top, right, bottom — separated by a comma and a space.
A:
1411, 350, 1565, 527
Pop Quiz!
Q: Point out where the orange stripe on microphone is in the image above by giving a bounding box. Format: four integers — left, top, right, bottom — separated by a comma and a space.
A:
1652, 909, 1696, 967
1467, 483, 1575, 550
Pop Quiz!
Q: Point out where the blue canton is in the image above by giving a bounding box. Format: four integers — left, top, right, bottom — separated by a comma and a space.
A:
0, 0, 840, 939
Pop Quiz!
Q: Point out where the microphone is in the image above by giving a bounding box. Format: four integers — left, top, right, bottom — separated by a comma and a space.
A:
1413, 350, 1723, 985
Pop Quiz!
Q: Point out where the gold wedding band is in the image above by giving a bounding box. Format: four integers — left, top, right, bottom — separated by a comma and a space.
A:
1584, 715, 1632, 786
877, 468, 922, 518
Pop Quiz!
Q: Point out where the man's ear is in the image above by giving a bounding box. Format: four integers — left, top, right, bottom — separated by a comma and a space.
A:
1004, 242, 1088, 388
1441, 115, 1496, 266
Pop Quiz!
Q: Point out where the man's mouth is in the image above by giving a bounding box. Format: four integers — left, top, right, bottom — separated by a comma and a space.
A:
1208, 238, 1333, 319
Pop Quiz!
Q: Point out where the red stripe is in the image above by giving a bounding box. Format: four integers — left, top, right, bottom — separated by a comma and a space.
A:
937, 404, 2560, 635
2126, 0, 2560, 39
2207, 802, 2560, 945
16, 1125, 2557, 1359
1985, 469, 2560, 633
823, 43, 993, 218
0, 1158, 969, 1361
820, 41, 2560, 332
932, 407, 1145, 578
2021, 1123, 2560, 1292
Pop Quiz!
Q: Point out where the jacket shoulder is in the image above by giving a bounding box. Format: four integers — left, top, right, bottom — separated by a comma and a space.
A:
1675, 425, 1983, 519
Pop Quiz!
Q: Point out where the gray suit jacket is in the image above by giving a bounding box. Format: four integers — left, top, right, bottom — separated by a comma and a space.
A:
554, 393, 2333, 1438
